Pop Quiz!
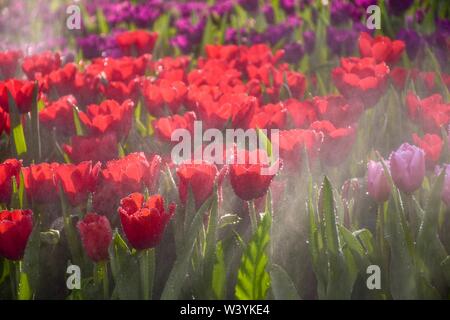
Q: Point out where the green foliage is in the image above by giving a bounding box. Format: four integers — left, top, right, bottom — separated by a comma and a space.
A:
235, 212, 271, 300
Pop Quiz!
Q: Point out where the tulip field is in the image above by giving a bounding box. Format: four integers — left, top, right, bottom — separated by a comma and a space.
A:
0, 0, 449, 301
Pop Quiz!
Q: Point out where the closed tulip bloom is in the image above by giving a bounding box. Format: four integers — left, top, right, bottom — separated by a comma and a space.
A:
229, 149, 279, 201
77, 213, 112, 262
367, 160, 391, 202
177, 162, 218, 209
389, 143, 425, 193
118, 193, 175, 250
0, 209, 33, 261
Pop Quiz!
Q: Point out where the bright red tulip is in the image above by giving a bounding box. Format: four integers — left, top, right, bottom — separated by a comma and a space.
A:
0, 209, 33, 261
118, 193, 175, 250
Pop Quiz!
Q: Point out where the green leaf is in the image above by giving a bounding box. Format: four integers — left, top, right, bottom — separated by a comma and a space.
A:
416, 169, 448, 296
211, 241, 226, 299
8, 89, 27, 156
270, 264, 300, 300
30, 81, 41, 161
108, 231, 140, 300
22, 224, 41, 297
203, 192, 219, 293
235, 212, 271, 300
72, 105, 85, 136
161, 194, 215, 299
96, 8, 109, 34
17, 271, 31, 300
385, 198, 418, 299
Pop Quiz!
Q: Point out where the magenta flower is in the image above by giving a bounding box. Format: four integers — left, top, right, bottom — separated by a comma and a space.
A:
389, 143, 425, 193
367, 160, 391, 202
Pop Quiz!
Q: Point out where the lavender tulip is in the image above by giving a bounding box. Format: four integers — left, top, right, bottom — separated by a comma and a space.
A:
367, 160, 391, 202
389, 143, 425, 193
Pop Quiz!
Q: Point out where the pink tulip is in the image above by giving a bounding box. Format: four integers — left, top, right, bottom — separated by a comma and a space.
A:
389, 143, 425, 193
367, 160, 391, 202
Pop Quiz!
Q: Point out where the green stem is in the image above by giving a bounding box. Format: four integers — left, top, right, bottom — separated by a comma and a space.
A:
8, 260, 16, 299
139, 248, 155, 300
248, 200, 258, 232
97, 261, 109, 300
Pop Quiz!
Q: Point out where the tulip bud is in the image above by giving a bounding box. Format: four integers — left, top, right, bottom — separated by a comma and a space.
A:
367, 160, 391, 202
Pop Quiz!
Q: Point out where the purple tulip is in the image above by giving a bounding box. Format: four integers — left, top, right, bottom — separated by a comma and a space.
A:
303, 31, 316, 54
283, 43, 304, 64
367, 160, 391, 202
387, 0, 414, 16
397, 29, 422, 60
390, 143, 426, 193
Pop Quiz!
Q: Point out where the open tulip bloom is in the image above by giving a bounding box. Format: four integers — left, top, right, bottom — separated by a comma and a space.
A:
0, 0, 449, 302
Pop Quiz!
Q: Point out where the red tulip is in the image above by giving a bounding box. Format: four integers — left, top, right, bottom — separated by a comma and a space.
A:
77, 213, 112, 262
0, 79, 36, 113
0, 50, 22, 80
63, 133, 118, 164
332, 57, 390, 108
275, 129, 323, 171
0, 159, 22, 204
44, 63, 78, 97
22, 163, 59, 203
0, 209, 33, 261
176, 162, 218, 208
116, 30, 158, 56
249, 102, 286, 129
0, 107, 9, 136
285, 99, 317, 129
412, 133, 443, 169
79, 99, 134, 138
39, 95, 77, 135
142, 79, 187, 116
154, 111, 197, 143
22, 51, 61, 80
93, 153, 153, 215
56, 161, 101, 207
310, 120, 356, 167
229, 149, 278, 201
406, 92, 450, 134
313, 95, 364, 127
118, 193, 175, 250
359, 32, 405, 64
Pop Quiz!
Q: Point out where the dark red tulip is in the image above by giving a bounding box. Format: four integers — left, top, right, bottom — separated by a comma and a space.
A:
0, 50, 22, 80
0, 107, 9, 136
118, 193, 175, 250
77, 213, 112, 262
63, 133, 118, 164
0, 209, 33, 261
229, 149, 279, 201
176, 162, 218, 209
0, 159, 22, 204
